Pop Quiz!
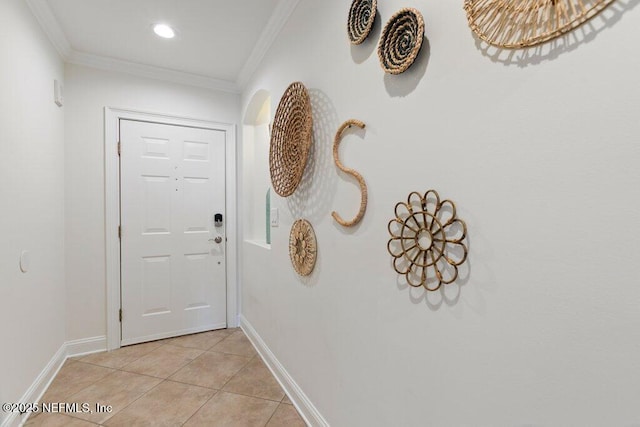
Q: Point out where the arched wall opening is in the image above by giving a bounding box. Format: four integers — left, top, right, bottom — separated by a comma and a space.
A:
242, 89, 272, 247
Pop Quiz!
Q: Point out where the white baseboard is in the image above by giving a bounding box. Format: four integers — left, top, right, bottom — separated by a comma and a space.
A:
0, 336, 107, 427
2, 344, 67, 427
240, 315, 329, 427
65, 335, 107, 358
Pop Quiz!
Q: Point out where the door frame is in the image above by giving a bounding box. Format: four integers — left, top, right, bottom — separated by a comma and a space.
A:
105, 107, 238, 351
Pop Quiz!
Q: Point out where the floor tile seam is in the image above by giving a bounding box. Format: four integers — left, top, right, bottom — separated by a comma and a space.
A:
62, 376, 164, 425
204, 348, 255, 358
218, 389, 285, 403
216, 356, 257, 392
262, 403, 283, 427
161, 376, 221, 392
72, 359, 124, 370
119, 352, 203, 379
45, 410, 103, 426
118, 366, 178, 380
164, 350, 251, 388
115, 343, 175, 371
47, 369, 115, 406
97, 376, 169, 425
179, 389, 220, 427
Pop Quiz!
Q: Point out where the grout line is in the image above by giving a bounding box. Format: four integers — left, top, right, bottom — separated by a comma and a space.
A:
179, 389, 219, 426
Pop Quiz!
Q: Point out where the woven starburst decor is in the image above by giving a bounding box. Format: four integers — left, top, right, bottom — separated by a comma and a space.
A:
464, 0, 615, 48
348, 0, 378, 44
289, 219, 317, 276
387, 190, 468, 291
269, 82, 313, 197
378, 8, 425, 74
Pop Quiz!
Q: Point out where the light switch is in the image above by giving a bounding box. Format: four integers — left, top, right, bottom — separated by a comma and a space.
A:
54, 79, 63, 107
270, 208, 279, 227
20, 250, 30, 273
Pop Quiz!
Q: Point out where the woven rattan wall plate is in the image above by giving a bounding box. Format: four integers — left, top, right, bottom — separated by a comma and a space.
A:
348, 0, 378, 44
289, 219, 317, 276
269, 82, 313, 197
387, 190, 468, 291
378, 8, 425, 74
464, 0, 615, 49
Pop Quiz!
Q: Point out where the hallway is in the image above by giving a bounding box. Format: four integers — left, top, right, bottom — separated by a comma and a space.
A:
25, 329, 305, 426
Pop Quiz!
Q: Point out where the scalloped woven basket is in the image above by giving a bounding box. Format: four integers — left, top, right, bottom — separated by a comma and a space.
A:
378, 8, 425, 74
348, 0, 378, 44
269, 82, 313, 197
289, 219, 317, 276
464, 0, 615, 48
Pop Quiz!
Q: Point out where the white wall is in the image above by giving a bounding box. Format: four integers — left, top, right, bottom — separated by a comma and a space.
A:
240, 1, 640, 425
0, 0, 65, 421
64, 64, 240, 341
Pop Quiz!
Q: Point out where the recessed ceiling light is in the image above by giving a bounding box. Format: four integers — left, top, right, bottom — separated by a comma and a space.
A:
153, 24, 175, 39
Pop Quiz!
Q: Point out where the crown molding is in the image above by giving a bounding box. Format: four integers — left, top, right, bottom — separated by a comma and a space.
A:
24, 0, 298, 93
25, 0, 72, 58
236, 0, 301, 89
68, 51, 239, 93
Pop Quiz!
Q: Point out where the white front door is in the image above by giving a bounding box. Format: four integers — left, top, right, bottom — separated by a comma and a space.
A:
120, 119, 227, 346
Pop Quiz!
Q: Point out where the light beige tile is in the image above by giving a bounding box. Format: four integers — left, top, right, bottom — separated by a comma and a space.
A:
104, 380, 215, 427
282, 394, 293, 405
169, 351, 251, 389
40, 360, 114, 402
223, 357, 284, 401
121, 344, 203, 378
24, 413, 98, 426
210, 332, 256, 357
266, 403, 306, 427
163, 330, 230, 350
79, 341, 164, 369
184, 391, 278, 427
66, 370, 162, 424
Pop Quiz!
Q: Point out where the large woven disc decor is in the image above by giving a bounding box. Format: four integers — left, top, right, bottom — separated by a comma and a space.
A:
387, 190, 468, 291
269, 82, 313, 197
289, 219, 317, 276
378, 8, 425, 74
464, 0, 615, 48
347, 0, 378, 44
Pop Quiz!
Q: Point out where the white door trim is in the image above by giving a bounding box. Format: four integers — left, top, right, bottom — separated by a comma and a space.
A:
105, 107, 238, 351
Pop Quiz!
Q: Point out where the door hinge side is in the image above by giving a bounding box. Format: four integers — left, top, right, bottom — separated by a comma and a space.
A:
119, 309, 122, 322
117, 141, 121, 156
118, 225, 121, 239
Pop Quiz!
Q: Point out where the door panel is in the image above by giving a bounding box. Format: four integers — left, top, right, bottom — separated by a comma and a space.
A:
120, 119, 227, 345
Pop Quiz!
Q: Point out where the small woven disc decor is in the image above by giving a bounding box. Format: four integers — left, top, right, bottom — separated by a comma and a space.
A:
269, 82, 313, 197
377, 8, 425, 74
347, 0, 378, 45
464, 0, 615, 48
289, 219, 317, 276
387, 190, 468, 291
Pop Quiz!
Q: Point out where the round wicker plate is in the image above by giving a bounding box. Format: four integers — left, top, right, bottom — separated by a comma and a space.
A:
464, 0, 615, 48
378, 8, 425, 74
347, 0, 377, 45
269, 82, 313, 197
289, 219, 317, 276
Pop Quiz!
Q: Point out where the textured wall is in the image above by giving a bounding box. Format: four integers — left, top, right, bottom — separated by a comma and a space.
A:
240, 0, 640, 425
0, 0, 65, 420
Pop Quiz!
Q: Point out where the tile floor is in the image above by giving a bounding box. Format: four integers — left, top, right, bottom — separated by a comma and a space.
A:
25, 328, 306, 427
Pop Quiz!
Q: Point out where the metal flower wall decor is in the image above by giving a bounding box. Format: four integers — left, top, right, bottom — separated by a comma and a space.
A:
387, 190, 468, 291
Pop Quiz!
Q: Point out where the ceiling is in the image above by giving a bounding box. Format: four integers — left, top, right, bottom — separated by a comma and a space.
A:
27, 0, 300, 92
